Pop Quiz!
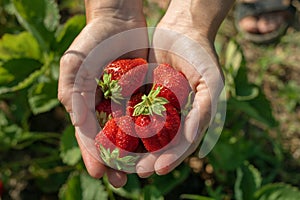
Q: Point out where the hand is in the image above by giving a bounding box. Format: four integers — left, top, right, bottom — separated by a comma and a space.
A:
136, 0, 231, 177
58, 0, 148, 187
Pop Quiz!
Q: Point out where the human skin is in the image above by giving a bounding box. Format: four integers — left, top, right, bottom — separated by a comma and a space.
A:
58, 0, 234, 187
137, 0, 235, 177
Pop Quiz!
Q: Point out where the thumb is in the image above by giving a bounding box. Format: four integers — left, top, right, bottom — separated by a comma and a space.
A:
58, 24, 103, 125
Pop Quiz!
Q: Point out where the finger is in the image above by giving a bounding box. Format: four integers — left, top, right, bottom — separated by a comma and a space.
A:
76, 131, 106, 179
154, 130, 203, 175
136, 153, 158, 178
106, 168, 128, 188
58, 51, 85, 113
58, 25, 101, 125
154, 81, 212, 175
185, 79, 211, 143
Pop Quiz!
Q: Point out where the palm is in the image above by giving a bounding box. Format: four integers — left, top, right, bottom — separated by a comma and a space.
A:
136, 24, 224, 176
59, 15, 148, 187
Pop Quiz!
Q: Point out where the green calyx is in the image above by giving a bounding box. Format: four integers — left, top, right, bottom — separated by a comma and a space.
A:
96, 111, 112, 128
99, 145, 139, 172
181, 91, 194, 116
133, 86, 169, 116
96, 73, 124, 104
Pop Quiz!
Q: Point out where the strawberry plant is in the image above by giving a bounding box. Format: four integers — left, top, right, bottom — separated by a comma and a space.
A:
0, 0, 299, 199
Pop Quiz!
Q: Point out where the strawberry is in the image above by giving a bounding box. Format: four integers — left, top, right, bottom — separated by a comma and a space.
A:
133, 86, 181, 152
126, 92, 144, 121
0, 180, 3, 197
95, 99, 124, 128
97, 58, 148, 103
153, 64, 191, 110
94, 115, 140, 171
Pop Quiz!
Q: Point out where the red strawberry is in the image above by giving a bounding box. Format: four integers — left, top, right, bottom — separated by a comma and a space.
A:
153, 64, 190, 110
135, 104, 180, 152
0, 180, 3, 197
133, 86, 181, 152
95, 99, 124, 128
126, 92, 144, 121
97, 58, 148, 103
94, 115, 140, 171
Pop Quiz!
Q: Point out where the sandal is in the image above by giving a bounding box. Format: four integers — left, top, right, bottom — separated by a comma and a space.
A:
235, 0, 296, 44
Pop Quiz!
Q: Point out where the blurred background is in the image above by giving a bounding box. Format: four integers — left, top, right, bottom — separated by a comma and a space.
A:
0, 0, 299, 199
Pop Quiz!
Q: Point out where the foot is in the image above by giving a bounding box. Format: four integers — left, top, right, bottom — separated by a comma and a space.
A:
238, 0, 294, 35
239, 10, 292, 34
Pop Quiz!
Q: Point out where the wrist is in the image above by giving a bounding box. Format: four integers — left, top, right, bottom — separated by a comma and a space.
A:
160, 0, 234, 43
85, 0, 145, 23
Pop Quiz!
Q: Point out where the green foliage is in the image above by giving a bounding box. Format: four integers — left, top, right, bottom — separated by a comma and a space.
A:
0, 0, 299, 199
223, 40, 277, 128
0, 32, 41, 60
59, 172, 108, 200
180, 194, 215, 200
234, 162, 262, 200
278, 80, 300, 112
60, 126, 81, 166
28, 80, 60, 115
12, 0, 59, 52
254, 183, 300, 200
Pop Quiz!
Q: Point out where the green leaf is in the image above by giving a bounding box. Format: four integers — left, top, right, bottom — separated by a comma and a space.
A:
148, 163, 190, 196
0, 123, 23, 151
228, 95, 278, 128
234, 64, 259, 100
278, 80, 300, 111
0, 89, 31, 124
180, 194, 215, 200
12, 0, 58, 52
43, 0, 60, 32
60, 126, 81, 166
143, 185, 164, 200
0, 58, 49, 95
105, 174, 141, 199
55, 15, 86, 55
80, 173, 108, 200
254, 183, 300, 200
121, 174, 141, 197
0, 58, 42, 87
208, 131, 255, 171
12, 131, 60, 150
223, 40, 259, 100
59, 173, 82, 200
35, 170, 69, 193
0, 32, 41, 61
28, 80, 59, 114
248, 91, 278, 127
234, 162, 262, 200
225, 40, 244, 76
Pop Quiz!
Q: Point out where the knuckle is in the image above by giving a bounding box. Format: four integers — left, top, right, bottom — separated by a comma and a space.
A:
60, 50, 85, 69
57, 88, 72, 112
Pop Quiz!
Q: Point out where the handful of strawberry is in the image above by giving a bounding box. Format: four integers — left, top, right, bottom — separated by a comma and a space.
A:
94, 58, 192, 171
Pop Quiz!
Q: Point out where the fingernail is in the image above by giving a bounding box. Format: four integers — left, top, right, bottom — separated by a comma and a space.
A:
137, 165, 145, 173
137, 165, 153, 178
156, 166, 169, 176
70, 112, 78, 125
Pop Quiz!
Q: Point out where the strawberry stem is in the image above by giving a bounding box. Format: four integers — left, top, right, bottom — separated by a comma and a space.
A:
181, 91, 194, 116
96, 73, 124, 104
133, 86, 169, 116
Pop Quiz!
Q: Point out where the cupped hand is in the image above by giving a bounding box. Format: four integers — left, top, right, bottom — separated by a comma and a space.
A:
58, 1, 148, 187
136, 19, 225, 177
